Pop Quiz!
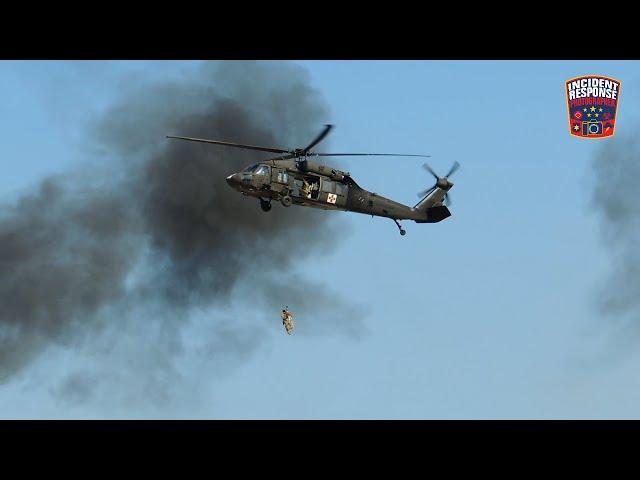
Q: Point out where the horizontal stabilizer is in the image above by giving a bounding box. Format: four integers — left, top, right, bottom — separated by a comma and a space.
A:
415, 205, 451, 223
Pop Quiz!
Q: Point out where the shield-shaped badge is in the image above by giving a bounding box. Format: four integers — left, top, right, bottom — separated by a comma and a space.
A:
566, 75, 621, 138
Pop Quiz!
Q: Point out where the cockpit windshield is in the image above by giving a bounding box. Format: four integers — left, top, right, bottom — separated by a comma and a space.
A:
255, 165, 271, 176
244, 163, 259, 173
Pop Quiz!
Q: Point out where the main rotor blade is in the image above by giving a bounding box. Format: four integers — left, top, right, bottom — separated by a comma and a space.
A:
422, 163, 439, 180
166, 135, 290, 155
312, 153, 431, 158
303, 124, 333, 153
264, 153, 298, 162
445, 161, 460, 178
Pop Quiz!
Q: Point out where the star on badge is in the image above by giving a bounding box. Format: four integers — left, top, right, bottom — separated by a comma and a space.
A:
573, 124, 580, 131
583, 108, 588, 112
590, 106, 596, 112
594, 113, 599, 118
599, 107, 603, 112
587, 113, 592, 117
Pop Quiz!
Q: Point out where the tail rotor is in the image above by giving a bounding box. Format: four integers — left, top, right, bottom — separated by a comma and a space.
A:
417, 161, 460, 206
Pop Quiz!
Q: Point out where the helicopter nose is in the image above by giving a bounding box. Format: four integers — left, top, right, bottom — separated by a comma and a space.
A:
226, 174, 240, 187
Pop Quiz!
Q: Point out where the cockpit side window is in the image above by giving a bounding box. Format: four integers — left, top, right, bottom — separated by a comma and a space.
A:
255, 165, 271, 176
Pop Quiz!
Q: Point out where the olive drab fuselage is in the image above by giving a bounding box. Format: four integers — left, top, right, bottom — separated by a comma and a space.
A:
225, 158, 451, 224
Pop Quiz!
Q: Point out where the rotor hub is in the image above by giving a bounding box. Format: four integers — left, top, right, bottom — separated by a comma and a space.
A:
437, 178, 453, 190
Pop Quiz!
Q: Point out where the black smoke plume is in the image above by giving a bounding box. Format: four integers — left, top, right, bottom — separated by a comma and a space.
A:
0, 62, 366, 401
592, 132, 640, 332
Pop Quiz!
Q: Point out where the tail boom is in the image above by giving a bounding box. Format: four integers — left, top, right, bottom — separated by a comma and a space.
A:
411, 187, 451, 223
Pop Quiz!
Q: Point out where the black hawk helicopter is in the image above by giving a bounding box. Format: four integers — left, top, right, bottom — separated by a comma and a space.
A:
167, 124, 459, 235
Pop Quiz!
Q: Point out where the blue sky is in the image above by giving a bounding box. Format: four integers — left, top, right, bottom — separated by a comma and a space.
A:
1, 60, 639, 418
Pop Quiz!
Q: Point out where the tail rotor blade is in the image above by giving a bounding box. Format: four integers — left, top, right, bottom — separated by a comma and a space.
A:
417, 185, 437, 198
444, 192, 452, 206
445, 161, 460, 178
422, 163, 439, 181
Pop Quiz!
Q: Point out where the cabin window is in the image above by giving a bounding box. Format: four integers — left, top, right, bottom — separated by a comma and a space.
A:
296, 176, 320, 200
277, 171, 289, 183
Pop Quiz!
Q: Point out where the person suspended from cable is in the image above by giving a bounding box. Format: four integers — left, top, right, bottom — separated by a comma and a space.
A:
281, 307, 294, 335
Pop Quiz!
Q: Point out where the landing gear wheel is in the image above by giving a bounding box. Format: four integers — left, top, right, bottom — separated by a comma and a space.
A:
260, 199, 272, 212
281, 195, 292, 207
393, 219, 406, 236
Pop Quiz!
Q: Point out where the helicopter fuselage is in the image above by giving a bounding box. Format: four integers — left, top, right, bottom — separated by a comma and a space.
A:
225, 158, 451, 224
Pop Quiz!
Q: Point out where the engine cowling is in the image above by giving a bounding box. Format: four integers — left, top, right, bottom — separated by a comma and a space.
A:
297, 159, 346, 182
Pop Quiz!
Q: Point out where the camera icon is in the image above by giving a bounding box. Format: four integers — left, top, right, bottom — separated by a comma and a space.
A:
582, 121, 602, 136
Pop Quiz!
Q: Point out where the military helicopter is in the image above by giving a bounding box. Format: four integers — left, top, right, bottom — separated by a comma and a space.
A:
167, 125, 459, 235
